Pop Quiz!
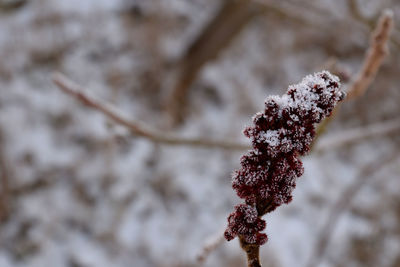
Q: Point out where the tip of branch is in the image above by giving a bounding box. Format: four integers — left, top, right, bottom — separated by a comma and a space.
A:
51, 72, 79, 95
382, 9, 394, 20
377, 9, 394, 33
371, 8, 394, 48
51, 72, 64, 85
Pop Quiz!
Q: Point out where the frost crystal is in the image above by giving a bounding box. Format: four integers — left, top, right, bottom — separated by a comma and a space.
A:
225, 71, 345, 245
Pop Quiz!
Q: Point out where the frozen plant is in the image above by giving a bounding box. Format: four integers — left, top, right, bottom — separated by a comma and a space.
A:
224, 71, 345, 267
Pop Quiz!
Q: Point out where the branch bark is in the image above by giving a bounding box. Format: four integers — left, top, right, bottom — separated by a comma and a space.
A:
240, 237, 261, 267
196, 231, 225, 263
52, 73, 249, 151
314, 10, 393, 140
346, 9, 394, 99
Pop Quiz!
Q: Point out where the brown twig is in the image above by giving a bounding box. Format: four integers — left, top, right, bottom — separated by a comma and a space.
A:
306, 150, 400, 267
346, 9, 393, 99
314, 10, 394, 140
52, 73, 249, 151
240, 237, 261, 267
196, 231, 225, 263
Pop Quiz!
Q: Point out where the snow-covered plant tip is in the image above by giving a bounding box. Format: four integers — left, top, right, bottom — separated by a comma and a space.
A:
225, 71, 345, 266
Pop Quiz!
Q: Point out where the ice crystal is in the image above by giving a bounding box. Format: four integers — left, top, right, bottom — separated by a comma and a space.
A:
225, 71, 345, 245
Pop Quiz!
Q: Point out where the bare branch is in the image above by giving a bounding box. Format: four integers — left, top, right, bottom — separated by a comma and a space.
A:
314, 10, 394, 141
306, 151, 400, 267
314, 118, 400, 153
52, 73, 250, 151
346, 9, 394, 99
196, 231, 225, 263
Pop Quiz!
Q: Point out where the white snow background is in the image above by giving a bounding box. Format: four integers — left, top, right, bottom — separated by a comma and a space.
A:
0, 0, 399, 267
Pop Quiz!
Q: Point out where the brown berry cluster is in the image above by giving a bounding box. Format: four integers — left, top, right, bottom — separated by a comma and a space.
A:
225, 71, 345, 245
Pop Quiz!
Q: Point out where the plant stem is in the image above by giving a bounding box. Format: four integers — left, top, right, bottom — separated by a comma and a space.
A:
240, 237, 261, 267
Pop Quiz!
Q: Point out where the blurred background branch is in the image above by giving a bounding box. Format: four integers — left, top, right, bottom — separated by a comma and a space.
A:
346, 10, 393, 100
307, 150, 400, 267
315, 10, 393, 141
53, 73, 250, 151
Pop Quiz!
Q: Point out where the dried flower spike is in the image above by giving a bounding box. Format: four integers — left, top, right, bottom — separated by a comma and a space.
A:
225, 71, 345, 266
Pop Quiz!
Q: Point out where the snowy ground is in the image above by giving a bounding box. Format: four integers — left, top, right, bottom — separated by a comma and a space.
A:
0, 0, 399, 267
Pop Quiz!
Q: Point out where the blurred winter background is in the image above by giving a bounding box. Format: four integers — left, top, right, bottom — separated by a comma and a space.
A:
0, 0, 399, 266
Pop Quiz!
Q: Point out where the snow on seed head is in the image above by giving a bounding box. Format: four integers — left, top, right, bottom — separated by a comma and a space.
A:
225, 71, 345, 245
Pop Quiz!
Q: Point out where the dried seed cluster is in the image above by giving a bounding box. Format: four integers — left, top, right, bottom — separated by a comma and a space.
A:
225, 71, 345, 245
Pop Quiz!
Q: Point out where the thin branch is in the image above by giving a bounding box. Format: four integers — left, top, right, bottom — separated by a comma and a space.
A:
314, 10, 394, 140
52, 73, 250, 151
306, 151, 400, 267
196, 231, 225, 263
314, 118, 400, 153
346, 9, 394, 99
